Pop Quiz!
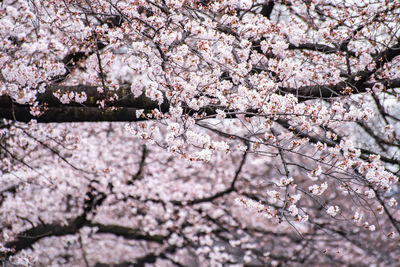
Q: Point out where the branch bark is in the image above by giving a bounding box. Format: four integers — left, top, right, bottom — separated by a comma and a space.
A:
5, 215, 87, 255
0, 78, 399, 123
5, 218, 167, 257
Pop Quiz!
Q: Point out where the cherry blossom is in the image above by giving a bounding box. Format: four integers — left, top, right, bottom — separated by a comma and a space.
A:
0, 0, 400, 266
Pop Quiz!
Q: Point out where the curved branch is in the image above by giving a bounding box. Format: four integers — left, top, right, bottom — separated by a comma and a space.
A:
1, 58, 399, 123
5, 215, 87, 255
5, 218, 168, 257
88, 223, 167, 243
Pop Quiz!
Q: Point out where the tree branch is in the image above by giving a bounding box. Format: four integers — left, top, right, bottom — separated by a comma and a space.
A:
1, 76, 399, 123
5, 218, 168, 257
5, 215, 87, 255
88, 223, 167, 243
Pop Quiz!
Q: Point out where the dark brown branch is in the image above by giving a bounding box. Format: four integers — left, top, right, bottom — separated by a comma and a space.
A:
130, 144, 147, 182
5, 218, 168, 257
5, 215, 87, 255
0, 85, 168, 109
88, 223, 167, 243
0, 106, 144, 123
0, 184, 19, 206
1, 75, 399, 123
260, 1, 274, 19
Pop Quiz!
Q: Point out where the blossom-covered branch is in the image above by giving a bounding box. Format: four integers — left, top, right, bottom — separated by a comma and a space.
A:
1, 1, 400, 266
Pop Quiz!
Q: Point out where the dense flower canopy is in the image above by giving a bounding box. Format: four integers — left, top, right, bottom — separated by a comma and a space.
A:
1, 0, 400, 266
